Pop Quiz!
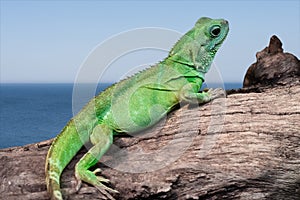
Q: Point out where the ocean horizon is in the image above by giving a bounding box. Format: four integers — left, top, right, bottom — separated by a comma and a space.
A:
0, 82, 242, 148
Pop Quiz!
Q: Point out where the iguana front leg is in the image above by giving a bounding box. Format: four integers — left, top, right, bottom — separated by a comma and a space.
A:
180, 82, 226, 104
75, 124, 118, 200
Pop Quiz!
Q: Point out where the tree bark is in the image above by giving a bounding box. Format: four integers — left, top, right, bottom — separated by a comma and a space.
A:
0, 83, 299, 200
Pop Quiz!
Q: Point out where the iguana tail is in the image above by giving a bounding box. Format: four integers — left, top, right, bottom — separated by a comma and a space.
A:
45, 120, 87, 200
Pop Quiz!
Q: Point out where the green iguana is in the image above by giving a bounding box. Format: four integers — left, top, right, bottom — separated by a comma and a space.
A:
45, 17, 229, 200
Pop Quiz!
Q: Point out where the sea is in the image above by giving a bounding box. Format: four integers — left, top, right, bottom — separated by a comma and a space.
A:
0, 83, 242, 149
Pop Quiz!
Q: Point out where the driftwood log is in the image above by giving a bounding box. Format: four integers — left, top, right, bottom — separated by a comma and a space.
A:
0, 82, 299, 200
1, 35, 300, 199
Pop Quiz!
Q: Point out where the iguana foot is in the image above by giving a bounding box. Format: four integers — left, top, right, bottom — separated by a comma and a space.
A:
92, 168, 110, 183
207, 88, 226, 100
75, 167, 118, 200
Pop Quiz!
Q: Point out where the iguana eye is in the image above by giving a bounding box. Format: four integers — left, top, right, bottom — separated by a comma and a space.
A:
210, 25, 221, 37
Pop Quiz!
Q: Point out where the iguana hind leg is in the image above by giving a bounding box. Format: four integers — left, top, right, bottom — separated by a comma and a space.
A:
75, 124, 118, 199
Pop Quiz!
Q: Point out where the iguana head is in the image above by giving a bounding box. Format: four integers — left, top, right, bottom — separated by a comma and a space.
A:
169, 17, 229, 74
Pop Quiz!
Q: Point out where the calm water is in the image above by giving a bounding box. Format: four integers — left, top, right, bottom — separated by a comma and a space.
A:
0, 83, 242, 148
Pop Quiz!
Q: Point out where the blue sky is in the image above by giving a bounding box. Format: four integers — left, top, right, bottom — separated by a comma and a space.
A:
1, 0, 299, 83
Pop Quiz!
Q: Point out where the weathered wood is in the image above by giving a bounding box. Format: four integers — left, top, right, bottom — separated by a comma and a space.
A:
1, 82, 299, 200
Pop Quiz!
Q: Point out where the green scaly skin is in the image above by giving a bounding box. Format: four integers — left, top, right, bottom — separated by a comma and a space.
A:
45, 17, 229, 199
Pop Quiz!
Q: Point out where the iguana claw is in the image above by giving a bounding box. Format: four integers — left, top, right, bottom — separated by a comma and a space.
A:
208, 88, 226, 100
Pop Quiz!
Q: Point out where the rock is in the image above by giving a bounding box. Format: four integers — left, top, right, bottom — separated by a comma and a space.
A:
243, 35, 300, 88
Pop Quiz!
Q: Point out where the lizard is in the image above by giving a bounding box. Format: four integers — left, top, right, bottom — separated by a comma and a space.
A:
45, 17, 229, 200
